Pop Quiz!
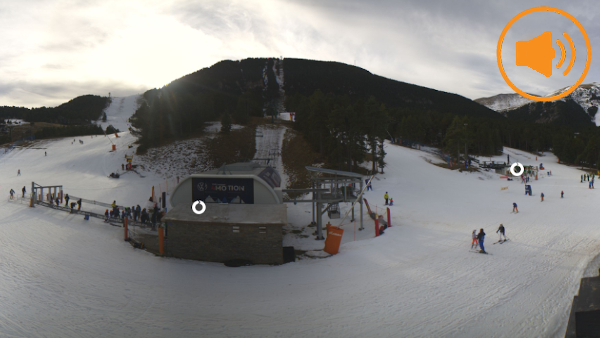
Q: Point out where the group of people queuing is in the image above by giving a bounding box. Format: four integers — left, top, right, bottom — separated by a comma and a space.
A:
72, 139, 84, 145
581, 173, 595, 189
104, 198, 165, 229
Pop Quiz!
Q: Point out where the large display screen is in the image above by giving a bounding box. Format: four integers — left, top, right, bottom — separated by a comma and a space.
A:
192, 177, 254, 204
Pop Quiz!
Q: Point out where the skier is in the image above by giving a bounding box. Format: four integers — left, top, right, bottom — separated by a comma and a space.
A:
471, 230, 479, 250
70, 202, 76, 212
477, 228, 486, 254
581, 175, 583, 183
22, 186, 26, 198
561, 190, 564, 198
111, 200, 116, 208
77, 198, 82, 211
104, 209, 109, 222
9, 189, 14, 199
541, 192, 544, 202
65, 194, 70, 207
136, 205, 141, 221
496, 224, 507, 242
45, 151, 46, 156
389, 198, 394, 206
512, 202, 518, 213
384, 192, 389, 205
55, 196, 59, 206
17, 169, 20, 176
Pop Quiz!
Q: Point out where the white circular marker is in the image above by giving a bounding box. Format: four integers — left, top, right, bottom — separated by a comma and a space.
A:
191, 200, 207, 215
510, 162, 524, 176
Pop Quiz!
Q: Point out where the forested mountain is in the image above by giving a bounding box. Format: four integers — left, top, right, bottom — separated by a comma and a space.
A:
129, 57, 600, 170
283, 58, 501, 119
0, 95, 110, 124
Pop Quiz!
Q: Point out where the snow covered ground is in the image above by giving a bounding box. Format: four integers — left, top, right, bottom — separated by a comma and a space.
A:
1, 96, 600, 336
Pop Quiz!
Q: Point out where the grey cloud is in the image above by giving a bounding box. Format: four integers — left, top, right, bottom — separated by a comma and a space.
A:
0, 79, 147, 108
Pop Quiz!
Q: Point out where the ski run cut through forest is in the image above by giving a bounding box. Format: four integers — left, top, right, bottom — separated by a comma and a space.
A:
0, 95, 599, 338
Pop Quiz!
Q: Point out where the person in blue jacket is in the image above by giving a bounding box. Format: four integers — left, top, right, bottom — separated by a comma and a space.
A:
512, 202, 518, 213
477, 228, 486, 253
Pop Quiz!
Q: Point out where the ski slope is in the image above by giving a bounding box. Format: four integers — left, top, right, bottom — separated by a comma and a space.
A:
1, 122, 600, 337
98, 95, 140, 132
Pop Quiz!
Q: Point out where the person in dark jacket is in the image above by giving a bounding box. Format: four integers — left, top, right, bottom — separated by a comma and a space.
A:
512, 202, 518, 213
136, 205, 141, 221
141, 208, 148, 224
22, 186, 26, 198
104, 209, 109, 222
477, 229, 486, 253
540, 192, 544, 202
496, 224, 507, 241
77, 198, 82, 211
55, 196, 60, 206
65, 194, 70, 207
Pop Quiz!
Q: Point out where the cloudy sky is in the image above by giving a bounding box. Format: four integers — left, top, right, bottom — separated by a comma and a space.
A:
0, 0, 597, 108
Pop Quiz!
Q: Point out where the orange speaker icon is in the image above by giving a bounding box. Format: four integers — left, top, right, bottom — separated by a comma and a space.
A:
516, 31, 575, 77
497, 7, 591, 102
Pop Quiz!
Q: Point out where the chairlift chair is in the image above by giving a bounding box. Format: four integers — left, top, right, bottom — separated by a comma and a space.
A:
327, 203, 341, 219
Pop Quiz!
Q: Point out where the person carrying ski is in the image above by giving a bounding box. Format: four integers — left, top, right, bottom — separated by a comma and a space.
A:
496, 224, 507, 241
384, 192, 389, 205
512, 202, 518, 213
477, 229, 486, 253
22, 186, 26, 198
77, 198, 82, 211
65, 194, 70, 207
540, 192, 544, 202
471, 230, 478, 250
561, 190, 564, 198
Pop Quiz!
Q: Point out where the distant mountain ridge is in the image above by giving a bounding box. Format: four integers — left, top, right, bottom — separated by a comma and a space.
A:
475, 83, 600, 129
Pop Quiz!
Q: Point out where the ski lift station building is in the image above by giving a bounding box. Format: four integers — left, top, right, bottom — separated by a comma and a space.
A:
164, 162, 287, 265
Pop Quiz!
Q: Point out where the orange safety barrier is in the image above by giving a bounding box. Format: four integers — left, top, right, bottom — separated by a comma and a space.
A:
124, 218, 128, 241
158, 227, 165, 255
374, 217, 379, 237
324, 226, 344, 255
112, 144, 116, 151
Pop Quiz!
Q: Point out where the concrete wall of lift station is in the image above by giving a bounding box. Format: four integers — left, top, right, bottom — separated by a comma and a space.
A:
165, 163, 287, 264
163, 203, 287, 264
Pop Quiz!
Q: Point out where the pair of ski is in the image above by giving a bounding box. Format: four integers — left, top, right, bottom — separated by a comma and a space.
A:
469, 249, 492, 255
493, 239, 510, 245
